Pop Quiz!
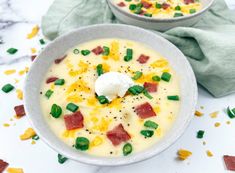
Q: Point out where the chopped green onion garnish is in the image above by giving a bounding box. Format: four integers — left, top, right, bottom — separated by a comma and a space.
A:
143, 89, 153, 99
189, 8, 196, 14
197, 130, 204, 138
140, 130, 154, 137
66, 103, 79, 112
73, 48, 79, 54
57, 154, 68, 164
123, 143, 132, 156
132, 71, 142, 80
2, 84, 14, 93
152, 75, 161, 81
45, 89, 53, 99
129, 4, 137, 10
96, 64, 104, 76
161, 72, 171, 82
39, 39, 45, 45
128, 85, 144, 95
97, 95, 109, 104
144, 13, 152, 17
227, 107, 235, 118
124, 48, 133, 62
174, 13, 183, 17
50, 104, 62, 118
144, 120, 158, 129
102, 46, 110, 56
155, 3, 162, 9
175, 5, 181, 10
134, 4, 143, 14
75, 137, 89, 151
54, 79, 65, 85
125, 0, 132, 1
81, 50, 90, 56
32, 135, 40, 140
167, 95, 180, 101
7, 48, 18, 54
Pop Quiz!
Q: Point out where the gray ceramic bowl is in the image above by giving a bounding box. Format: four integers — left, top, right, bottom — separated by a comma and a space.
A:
24, 24, 197, 166
107, 0, 214, 31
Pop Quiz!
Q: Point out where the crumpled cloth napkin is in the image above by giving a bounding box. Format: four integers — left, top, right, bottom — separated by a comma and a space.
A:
41, 0, 235, 97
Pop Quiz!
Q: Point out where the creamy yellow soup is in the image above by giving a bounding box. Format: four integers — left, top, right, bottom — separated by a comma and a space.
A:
40, 38, 180, 157
114, 0, 202, 18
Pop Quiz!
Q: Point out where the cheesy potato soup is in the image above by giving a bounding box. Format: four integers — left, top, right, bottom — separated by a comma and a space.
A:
40, 38, 180, 157
114, 0, 202, 18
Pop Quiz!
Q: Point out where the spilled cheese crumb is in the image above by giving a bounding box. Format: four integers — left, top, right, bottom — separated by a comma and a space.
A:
214, 122, 220, 127
18, 67, 29, 76
20, 128, 36, 140
7, 168, 24, 173
177, 149, 192, 160
30, 48, 37, 54
4, 69, 16, 75
27, 25, 39, 39
31, 140, 36, 145
210, 111, 219, 118
16, 89, 23, 100
3, 123, 10, 127
206, 150, 213, 157
194, 110, 204, 117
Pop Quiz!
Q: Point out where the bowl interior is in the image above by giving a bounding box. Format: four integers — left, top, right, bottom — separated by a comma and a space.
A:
24, 24, 197, 166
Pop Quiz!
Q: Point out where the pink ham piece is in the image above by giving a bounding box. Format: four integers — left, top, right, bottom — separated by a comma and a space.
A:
46, 77, 58, 84
224, 155, 235, 171
137, 54, 150, 64
141, 1, 152, 8
135, 102, 156, 119
54, 55, 67, 64
0, 159, 8, 173
14, 105, 26, 118
106, 124, 131, 146
92, 46, 104, 55
162, 3, 170, 9
117, 2, 126, 7
64, 111, 84, 130
184, 0, 194, 4
144, 82, 158, 92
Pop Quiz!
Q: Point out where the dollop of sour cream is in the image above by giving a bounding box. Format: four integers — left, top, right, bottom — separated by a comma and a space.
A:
95, 72, 134, 101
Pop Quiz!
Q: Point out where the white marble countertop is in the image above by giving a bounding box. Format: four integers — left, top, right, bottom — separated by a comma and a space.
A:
0, 0, 235, 172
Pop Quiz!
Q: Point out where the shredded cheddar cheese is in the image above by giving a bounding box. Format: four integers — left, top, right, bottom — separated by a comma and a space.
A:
16, 89, 23, 100
91, 136, 103, 147
206, 150, 213, 157
4, 69, 16, 75
20, 128, 36, 140
177, 149, 192, 160
27, 25, 39, 39
195, 110, 204, 117
7, 168, 24, 173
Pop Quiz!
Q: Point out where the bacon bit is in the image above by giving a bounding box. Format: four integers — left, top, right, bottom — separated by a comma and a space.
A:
177, 149, 192, 160
184, 0, 195, 4
31, 55, 37, 61
214, 122, 220, 127
64, 111, 84, 130
194, 110, 204, 117
92, 46, 104, 55
20, 128, 36, 140
46, 77, 58, 84
16, 89, 23, 100
223, 155, 235, 171
4, 69, 16, 75
162, 3, 170, 9
27, 25, 39, 39
117, 2, 125, 7
7, 168, 24, 173
143, 82, 158, 92
206, 150, 213, 157
14, 105, 25, 118
141, 0, 152, 8
137, 54, 150, 64
210, 111, 218, 118
106, 124, 131, 146
0, 159, 9, 173
3, 123, 10, 127
135, 102, 156, 119
30, 48, 37, 54
54, 55, 67, 64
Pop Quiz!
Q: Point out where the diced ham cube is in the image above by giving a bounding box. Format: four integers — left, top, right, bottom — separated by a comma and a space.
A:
0, 159, 8, 173
137, 54, 150, 64
54, 55, 67, 64
224, 155, 235, 171
135, 102, 156, 119
92, 46, 104, 55
141, 1, 152, 8
184, 0, 194, 4
144, 82, 158, 92
46, 77, 58, 84
162, 3, 170, 9
106, 124, 131, 146
117, 2, 126, 7
64, 111, 84, 130
14, 105, 26, 118
31, 55, 37, 61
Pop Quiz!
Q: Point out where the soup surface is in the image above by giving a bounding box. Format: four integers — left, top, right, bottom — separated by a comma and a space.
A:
40, 38, 180, 157
113, 0, 202, 18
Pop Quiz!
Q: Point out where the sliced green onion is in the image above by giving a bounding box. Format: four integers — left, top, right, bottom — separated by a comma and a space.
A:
96, 64, 104, 76
124, 48, 133, 62
32, 135, 40, 140
54, 79, 65, 85
102, 46, 110, 56
144, 120, 158, 129
97, 95, 109, 104
7, 48, 18, 54
125, 0, 132, 1
2, 84, 14, 93
81, 50, 90, 56
39, 39, 45, 45
161, 72, 171, 82
50, 104, 62, 118
175, 5, 181, 10
73, 48, 79, 54
155, 3, 162, 9
143, 89, 153, 99
75, 137, 89, 151
174, 13, 183, 17
197, 130, 204, 138
57, 154, 68, 164
123, 143, 132, 156
152, 75, 161, 82
45, 89, 53, 99
66, 103, 79, 112
128, 85, 144, 95
227, 107, 235, 118
167, 95, 180, 101
129, 4, 137, 10
189, 8, 196, 14
144, 13, 152, 17
132, 71, 142, 80
140, 130, 154, 137
134, 3, 143, 14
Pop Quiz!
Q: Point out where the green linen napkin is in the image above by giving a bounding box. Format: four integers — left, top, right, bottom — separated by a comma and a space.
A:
41, 0, 235, 97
